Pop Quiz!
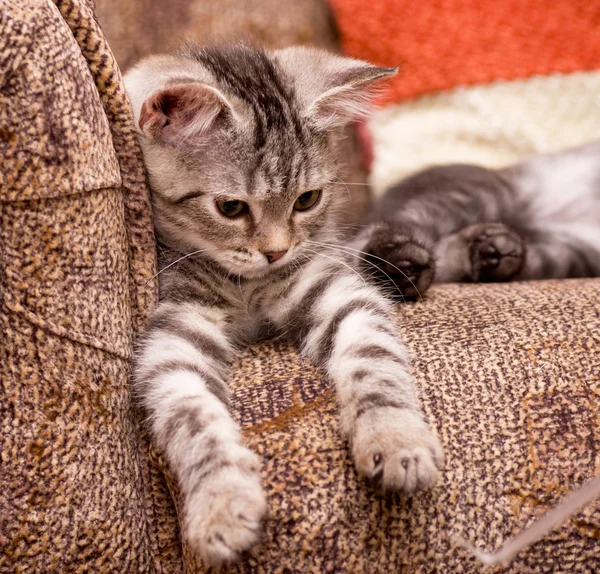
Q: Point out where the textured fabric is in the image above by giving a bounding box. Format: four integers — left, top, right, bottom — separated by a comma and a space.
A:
2, 0, 600, 572
329, 0, 600, 195
0, 0, 181, 571
215, 280, 599, 573
368, 71, 600, 194
96, 0, 339, 73
328, 0, 600, 104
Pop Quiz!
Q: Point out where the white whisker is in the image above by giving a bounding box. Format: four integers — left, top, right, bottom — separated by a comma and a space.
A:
302, 248, 368, 287
337, 181, 371, 187
454, 473, 600, 567
306, 240, 410, 302
332, 177, 352, 201
146, 248, 212, 284
307, 239, 424, 302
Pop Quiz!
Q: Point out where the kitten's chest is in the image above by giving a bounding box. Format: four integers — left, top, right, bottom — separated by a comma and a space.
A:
231, 314, 275, 343
227, 280, 282, 340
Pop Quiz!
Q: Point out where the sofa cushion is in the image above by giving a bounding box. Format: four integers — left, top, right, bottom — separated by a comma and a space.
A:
3, 1, 599, 573
209, 280, 600, 573
0, 0, 181, 571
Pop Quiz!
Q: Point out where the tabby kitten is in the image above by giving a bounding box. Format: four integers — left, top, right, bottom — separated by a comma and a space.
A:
125, 45, 443, 566
356, 143, 600, 298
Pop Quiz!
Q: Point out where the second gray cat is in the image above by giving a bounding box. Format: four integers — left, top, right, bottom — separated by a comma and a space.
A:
354, 142, 600, 298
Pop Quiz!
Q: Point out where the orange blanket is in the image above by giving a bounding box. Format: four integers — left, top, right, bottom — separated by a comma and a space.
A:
329, 0, 600, 104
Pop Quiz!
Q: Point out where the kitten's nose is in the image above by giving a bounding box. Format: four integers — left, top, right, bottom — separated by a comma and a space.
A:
263, 250, 287, 264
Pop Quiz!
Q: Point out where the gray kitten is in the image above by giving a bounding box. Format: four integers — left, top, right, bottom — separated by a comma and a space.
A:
125, 45, 443, 566
355, 143, 600, 298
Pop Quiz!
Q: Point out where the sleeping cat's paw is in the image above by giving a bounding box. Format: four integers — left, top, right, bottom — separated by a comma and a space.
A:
363, 226, 435, 300
462, 222, 525, 282
184, 450, 267, 566
351, 409, 444, 493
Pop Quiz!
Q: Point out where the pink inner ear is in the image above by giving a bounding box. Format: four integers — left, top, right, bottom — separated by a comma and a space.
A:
139, 98, 169, 138
309, 65, 397, 128
312, 83, 378, 128
138, 84, 228, 144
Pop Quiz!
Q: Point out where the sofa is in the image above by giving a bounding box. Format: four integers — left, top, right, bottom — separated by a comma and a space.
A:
1, 0, 599, 572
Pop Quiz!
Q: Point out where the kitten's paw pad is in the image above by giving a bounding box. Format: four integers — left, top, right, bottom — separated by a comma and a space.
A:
461, 223, 524, 282
184, 460, 267, 566
364, 229, 435, 300
352, 411, 443, 493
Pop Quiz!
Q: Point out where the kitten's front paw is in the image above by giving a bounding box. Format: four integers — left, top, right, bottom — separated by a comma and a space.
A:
184, 452, 267, 566
461, 222, 525, 282
351, 410, 443, 493
364, 226, 435, 300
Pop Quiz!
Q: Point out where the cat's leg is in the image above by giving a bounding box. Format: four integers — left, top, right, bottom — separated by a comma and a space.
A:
360, 220, 525, 289
435, 222, 600, 282
353, 165, 515, 295
434, 222, 526, 283
349, 221, 436, 299
269, 261, 444, 492
135, 300, 266, 566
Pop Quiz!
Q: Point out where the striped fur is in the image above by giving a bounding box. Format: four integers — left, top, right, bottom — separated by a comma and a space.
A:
126, 45, 442, 566
356, 142, 600, 298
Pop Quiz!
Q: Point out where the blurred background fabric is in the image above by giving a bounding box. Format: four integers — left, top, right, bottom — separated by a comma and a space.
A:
328, 0, 600, 193
329, 0, 600, 104
96, 0, 340, 72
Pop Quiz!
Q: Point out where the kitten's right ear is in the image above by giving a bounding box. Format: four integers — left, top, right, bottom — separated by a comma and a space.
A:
138, 83, 234, 146
273, 47, 397, 129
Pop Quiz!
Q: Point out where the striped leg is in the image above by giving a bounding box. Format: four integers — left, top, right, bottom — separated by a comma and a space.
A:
271, 262, 444, 492
135, 301, 266, 566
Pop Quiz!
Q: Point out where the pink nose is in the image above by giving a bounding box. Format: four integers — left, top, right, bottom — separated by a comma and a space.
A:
264, 250, 287, 264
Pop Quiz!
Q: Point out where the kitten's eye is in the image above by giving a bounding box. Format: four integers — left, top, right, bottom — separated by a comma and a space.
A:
294, 190, 321, 211
216, 199, 248, 218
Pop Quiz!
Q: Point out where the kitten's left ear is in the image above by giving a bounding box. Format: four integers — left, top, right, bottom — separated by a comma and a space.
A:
138, 83, 234, 145
274, 47, 397, 128
125, 55, 238, 147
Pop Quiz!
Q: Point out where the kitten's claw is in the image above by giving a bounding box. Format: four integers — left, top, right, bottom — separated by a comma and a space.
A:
184, 452, 267, 566
462, 222, 525, 282
352, 409, 443, 493
363, 226, 435, 300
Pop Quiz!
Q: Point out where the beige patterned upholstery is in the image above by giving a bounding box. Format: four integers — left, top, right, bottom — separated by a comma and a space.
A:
1, 1, 599, 572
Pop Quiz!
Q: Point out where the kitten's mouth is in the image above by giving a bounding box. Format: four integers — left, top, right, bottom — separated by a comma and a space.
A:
225, 247, 299, 279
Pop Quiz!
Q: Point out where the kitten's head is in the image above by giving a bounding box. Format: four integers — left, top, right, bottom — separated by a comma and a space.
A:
125, 44, 395, 278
